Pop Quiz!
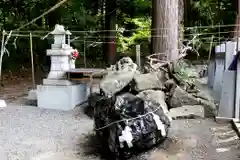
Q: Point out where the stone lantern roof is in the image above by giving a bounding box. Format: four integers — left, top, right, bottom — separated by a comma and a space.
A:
51, 24, 66, 35
65, 30, 72, 35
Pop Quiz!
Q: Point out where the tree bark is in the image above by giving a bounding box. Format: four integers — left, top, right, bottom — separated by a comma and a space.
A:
104, 0, 117, 65
151, 0, 179, 61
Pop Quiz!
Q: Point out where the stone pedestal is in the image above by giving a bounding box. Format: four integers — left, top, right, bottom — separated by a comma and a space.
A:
37, 84, 87, 110
219, 71, 235, 118
213, 44, 225, 101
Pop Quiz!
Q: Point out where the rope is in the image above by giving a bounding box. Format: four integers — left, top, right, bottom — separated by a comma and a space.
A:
95, 105, 163, 131
14, 0, 68, 31
3, 30, 12, 56
4, 30, 237, 40
6, 24, 240, 34
2, 31, 236, 39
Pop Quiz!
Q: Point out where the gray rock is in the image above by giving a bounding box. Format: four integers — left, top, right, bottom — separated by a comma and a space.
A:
168, 86, 217, 117
168, 86, 199, 108
101, 57, 140, 95
137, 90, 169, 114
167, 105, 205, 120
100, 71, 135, 95
107, 57, 138, 73
132, 72, 166, 92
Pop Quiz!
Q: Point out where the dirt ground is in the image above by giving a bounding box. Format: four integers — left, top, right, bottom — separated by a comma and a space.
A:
0, 71, 43, 103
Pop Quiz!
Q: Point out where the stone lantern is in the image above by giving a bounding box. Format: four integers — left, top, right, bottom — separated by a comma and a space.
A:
37, 24, 87, 111
43, 24, 74, 84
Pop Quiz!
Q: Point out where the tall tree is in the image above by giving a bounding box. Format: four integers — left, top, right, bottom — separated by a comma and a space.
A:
151, 0, 179, 61
104, 0, 117, 65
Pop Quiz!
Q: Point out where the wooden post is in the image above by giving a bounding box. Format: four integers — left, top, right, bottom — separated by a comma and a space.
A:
29, 32, 36, 89
0, 31, 5, 86
136, 44, 141, 70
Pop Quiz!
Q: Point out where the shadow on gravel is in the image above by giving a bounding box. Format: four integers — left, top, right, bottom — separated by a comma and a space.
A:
77, 132, 178, 160
83, 105, 94, 119
76, 133, 112, 160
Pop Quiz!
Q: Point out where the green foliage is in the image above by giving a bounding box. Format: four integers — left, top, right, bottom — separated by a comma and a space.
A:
117, 17, 151, 55
186, 0, 236, 57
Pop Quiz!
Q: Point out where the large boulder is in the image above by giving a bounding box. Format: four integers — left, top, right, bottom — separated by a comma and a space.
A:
137, 90, 169, 114
100, 71, 135, 96
167, 86, 217, 117
168, 86, 199, 108
132, 71, 166, 92
100, 57, 139, 96
92, 92, 171, 159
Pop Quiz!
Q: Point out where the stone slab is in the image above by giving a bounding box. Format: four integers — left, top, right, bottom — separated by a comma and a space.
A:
218, 71, 236, 118
235, 60, 240, 118
37, 84, 87, 111
167, 105, 204, 120
207, 60, 215, 88
43, 79, 74, 86
225, 41, 235, 70
235, 61, 240, 118
213, 59, 225, 101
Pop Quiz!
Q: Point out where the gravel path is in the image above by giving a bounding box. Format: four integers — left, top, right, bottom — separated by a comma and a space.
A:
0, 104, 239, 160
144, 119, 240, 160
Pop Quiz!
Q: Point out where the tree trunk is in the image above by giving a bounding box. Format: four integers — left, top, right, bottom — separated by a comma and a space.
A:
233, 0, 240, 38
104, 0, 117, 66
151, 0, 179, 61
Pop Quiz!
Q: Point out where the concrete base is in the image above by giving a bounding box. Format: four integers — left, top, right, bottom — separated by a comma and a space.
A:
37, 84, 87, 111
218, 71, 236, 118
0, 100, 6, 108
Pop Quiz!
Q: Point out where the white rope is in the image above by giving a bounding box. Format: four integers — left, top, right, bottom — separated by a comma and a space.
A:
95, 105, 163, 131
5, 24, 240, 34
0, 31, 6, 84
3, 30, 237, 39
3, 30, 12, 56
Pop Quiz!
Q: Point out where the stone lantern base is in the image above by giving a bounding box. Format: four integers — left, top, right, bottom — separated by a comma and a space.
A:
37, 83, 88, 111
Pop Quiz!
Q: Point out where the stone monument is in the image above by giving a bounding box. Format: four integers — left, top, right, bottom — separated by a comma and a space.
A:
37, 24, 87, 110
213, 43, 225, 101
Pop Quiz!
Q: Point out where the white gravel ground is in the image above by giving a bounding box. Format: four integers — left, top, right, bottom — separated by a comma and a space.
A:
0, 104, 239, 160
